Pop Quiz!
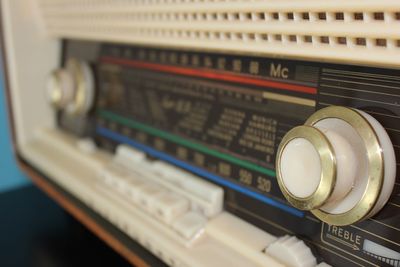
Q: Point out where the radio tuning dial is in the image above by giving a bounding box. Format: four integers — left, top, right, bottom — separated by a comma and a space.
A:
46, 58, 94, 115
276, 106, 396, 226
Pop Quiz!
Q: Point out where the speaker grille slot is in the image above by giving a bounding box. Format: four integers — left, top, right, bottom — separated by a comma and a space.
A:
37, 0, 400, 66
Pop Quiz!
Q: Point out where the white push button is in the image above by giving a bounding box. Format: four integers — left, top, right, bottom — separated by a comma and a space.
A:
137, 183, 166, 211
101, 164, 128, 187
152, 161, 185, 185
115, 145, 145, 165
125, 177, 150, 202
152, 192, 190, 224
77, 138, 97, 154
152, 161, 224, 218
265, 235, 316, 267
172, 212, 206, 240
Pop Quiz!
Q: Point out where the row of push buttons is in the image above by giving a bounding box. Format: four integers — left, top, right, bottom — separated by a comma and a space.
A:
98, 145, 221, 241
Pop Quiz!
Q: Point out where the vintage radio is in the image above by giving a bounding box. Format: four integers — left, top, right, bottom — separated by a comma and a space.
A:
1, 1, 400, 266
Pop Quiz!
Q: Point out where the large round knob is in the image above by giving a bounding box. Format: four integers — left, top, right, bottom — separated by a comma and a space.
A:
276, 106, 396, 225
46, 58, 94, 115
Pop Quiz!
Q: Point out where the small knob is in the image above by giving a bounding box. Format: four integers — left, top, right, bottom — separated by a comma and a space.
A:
276, 106, 396, 226
46, 69, 75, 109
46, 58, 94, 115
265, 235, 316, 267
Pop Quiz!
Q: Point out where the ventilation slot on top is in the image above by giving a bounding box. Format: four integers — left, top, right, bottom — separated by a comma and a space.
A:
37, 0, 400, 66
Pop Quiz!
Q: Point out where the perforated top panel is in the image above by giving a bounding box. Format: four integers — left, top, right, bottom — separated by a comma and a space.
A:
37, 0, 400, 67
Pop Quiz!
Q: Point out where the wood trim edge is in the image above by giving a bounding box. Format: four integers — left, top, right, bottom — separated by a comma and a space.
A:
19, 161, 150, 267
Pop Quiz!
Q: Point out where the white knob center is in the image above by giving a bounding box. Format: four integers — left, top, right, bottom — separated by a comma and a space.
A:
280, 138, 321, 198
46, 69, 75, 109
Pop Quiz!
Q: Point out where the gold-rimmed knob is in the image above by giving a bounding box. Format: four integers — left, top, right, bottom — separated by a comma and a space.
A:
46, 58, 94, 116
276, 106, 396, 226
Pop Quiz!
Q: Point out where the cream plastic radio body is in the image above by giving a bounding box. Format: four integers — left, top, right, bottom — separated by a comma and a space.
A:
276, 106, 396, 226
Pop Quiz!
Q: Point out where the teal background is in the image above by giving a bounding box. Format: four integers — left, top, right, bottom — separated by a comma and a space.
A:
0, 54, 30, 193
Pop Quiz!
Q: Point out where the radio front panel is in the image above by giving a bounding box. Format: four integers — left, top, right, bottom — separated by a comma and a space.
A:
58, 41, 400, 267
